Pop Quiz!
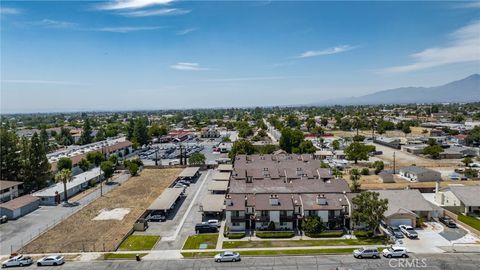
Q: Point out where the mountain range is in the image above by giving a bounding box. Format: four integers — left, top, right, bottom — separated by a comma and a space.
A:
312, 74, 480, 106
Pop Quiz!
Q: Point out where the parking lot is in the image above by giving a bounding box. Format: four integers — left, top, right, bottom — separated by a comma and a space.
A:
134, 169, 218, 250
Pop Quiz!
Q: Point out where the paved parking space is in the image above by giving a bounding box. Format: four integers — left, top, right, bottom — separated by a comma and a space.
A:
136, 170, 216, 250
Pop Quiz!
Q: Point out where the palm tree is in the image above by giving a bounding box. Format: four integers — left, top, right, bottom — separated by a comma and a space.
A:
55, 169, 72, 203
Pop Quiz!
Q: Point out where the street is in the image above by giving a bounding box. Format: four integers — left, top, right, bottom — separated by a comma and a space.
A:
19, 253, 480, 270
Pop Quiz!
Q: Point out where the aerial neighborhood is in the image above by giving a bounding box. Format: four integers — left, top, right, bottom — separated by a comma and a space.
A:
1, 102, 480, 268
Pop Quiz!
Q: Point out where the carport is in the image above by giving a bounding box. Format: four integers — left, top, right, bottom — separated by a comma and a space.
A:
212, 171, 231, 181
147, 188, 184, 212
208, 181, 229, 194
217, 164, 233, 172
178, 167, 200, 181
200, 194, 225, 215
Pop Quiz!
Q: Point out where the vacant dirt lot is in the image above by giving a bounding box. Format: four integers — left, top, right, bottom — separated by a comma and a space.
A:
21, 168, 181, 253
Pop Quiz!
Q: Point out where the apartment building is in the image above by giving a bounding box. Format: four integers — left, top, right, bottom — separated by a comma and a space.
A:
225, 154, 351, 232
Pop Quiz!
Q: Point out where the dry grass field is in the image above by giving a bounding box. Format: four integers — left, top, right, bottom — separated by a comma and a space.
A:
21, 168, 181, 253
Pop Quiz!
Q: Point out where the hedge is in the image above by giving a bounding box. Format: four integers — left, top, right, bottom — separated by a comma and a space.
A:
256, 232, 295, 238
226, 233, 246, 239
458, 214, 480, 231
354, 230, 374, 238
305, 231, 344, 238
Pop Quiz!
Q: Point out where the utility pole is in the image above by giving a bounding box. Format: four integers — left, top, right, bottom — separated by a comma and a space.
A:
393, 152, 396, 174
155, 147, 158, 166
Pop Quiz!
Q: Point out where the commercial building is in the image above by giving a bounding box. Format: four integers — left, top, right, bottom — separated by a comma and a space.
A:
225, 154, 351, 232
33, 168, 103, 205
374, 137, 401, 149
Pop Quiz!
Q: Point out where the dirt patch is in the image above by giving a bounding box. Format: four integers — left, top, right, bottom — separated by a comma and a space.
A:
20, 168, 181, 253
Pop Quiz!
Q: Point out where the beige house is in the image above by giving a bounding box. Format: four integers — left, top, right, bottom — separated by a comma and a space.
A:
399, 166, 441, 182
435, 185, 480, 215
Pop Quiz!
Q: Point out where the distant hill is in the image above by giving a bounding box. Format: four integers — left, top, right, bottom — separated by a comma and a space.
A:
312, 74, 480, 106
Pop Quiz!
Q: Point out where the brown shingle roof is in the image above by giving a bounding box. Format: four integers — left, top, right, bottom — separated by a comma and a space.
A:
0, 195, 39, 211
0, 180, 23, 190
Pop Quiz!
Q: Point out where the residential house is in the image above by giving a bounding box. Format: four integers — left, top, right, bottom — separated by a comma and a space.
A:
0, 180, 22, 202
399, 166, 441, 182
435, 185, 480, 215
375, 189, 436, 227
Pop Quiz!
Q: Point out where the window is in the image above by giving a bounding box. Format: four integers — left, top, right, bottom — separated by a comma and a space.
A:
232, 222, 240, 226
232, 211, 240, 217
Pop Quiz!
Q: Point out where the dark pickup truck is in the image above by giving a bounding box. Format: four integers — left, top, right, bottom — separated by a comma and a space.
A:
439, 216, 457, 228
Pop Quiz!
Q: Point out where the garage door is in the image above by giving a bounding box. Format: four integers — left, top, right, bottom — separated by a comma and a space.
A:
389, 219, 412, 227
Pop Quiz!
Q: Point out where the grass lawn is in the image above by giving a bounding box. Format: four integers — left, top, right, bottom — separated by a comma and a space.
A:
118, 235, 160, 251
182, 248, 356, 258
103, 253, 147, 260
223, 238, 384, 249
458, 214, 480, 231
183, 234, 219, 250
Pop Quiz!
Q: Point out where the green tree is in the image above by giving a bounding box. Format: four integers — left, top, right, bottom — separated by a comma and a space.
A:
78, 158, 91, 172
188, 152, 206, 165
229, 140, 255, 159
422, 139, 444, 159
285, 114, 300, 128
95, 128, 106, 142
55, 169, 72, 203
372, 161, 384, 174
79, 117, 93, 145
350, 168, 361, 192
148, 123, 167, 138
462, 157, 473, 167
86, 151, 105, 166
127, 162, 139, 176
0, 129, 21, 181
302, 216, 325, 235
258, 144, 278, 154
345, 142, 371, 164
296, 140, 316, 154
465, 127, 480, 146
332, 140, 340, 150
26, 132, 51, 191
133, 117, 150, 146
320, 118, 328, 127
126, 118, 135, 140
108, 154, 118, 165
100, 161, 115, 182
352, 191, 388, 233
56, 127, 74, 145
306, 118, 316, 131
57, 157, 72, 171
40, 127, 50, 152
279, 128, 304, 153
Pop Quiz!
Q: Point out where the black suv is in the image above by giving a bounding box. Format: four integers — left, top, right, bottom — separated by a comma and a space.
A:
439, 216, 457, 228
195, 223, 218, 233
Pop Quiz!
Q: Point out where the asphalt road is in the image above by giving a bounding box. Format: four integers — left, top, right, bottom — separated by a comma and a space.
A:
21, 253, 480, 270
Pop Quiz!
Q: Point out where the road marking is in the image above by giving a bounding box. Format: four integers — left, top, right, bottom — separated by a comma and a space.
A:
162, 170, 211, 241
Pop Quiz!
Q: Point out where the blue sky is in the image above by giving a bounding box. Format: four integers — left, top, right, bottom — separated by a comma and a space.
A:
1, 0, 479, 113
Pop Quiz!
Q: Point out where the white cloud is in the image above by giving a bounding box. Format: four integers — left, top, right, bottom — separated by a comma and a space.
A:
170, 62, 209, 71
177, 28, 197, 35
2, 79, 87, 86
35, 19, 78, 29
383, 20, 480, 73
97, 0, 174, 10
93, 26, 164, 33
457, 1, 480, 8
297, 45, 355, 58
0, 7, 21, 15
200, 75, 314, 82
120, 8, 189, 17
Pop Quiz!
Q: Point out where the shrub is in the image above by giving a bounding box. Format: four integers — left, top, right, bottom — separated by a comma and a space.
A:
226, 233, 246, 239
256, 232, 295, 238
267, 221, 276, 231
361, 168, 370, 175
305, 231, 344, 238
354, 230, 373, 238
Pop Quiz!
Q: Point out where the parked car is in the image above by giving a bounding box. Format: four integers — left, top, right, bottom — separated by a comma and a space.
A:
148, 211, 166, 222
36, 255, 64, 266
2, 255, 33, 268
206, 219, 220, 228
0, 215, 7, 224
195, 223, 218, 233
352, 247, 380, 259
177, 180, 190, 186
439, 216, 457, 228
382, 247, 408, 258
388, 226, 404, 239
399, 225, 418, 239
214, 251, 241, 262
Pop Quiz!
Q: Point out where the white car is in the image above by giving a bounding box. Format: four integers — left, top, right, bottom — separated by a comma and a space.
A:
207, 219, 220, 227
382, 247, 408, 258
214, 251, 241, 262
399, 225, 418, 239
2, 255, 33, 268
36, 255, 64, 266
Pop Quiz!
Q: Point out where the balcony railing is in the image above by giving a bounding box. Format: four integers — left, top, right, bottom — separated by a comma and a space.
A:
280, 215, 294, 222
230, 216, 246, 222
